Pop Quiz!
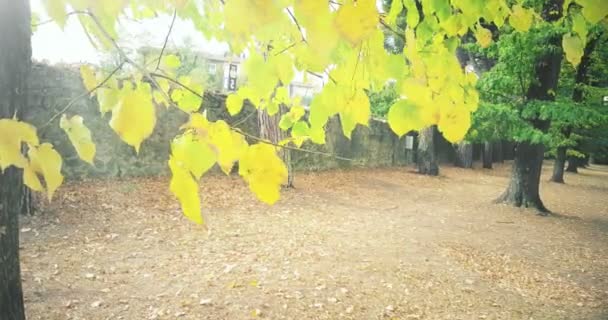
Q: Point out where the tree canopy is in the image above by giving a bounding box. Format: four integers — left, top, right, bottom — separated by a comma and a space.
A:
1, 0, 606, 224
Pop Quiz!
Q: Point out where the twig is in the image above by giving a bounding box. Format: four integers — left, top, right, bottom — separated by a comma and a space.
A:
150, 72, 203, 99
379, 18, 405, 41
86, 11, 176, 111
232, 128, 354, 161
286, 8, 307, 43
274, 41, 301, 56
40, 61, 125, 129
156, 10, 177, 71
32, 11, 86, 28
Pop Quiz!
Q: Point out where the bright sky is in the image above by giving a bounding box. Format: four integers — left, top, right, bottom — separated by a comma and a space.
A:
30, 0, 228, 65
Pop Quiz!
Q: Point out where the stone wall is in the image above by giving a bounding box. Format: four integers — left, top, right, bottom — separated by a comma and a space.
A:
25, 63, 453, 179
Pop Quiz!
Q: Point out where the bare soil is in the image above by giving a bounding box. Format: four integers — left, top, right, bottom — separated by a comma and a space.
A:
20, 161, 608, 320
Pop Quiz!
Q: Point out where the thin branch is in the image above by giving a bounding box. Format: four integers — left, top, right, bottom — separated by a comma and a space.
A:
86, 11, 175, 110
32, 11, 86, 28
286, 8, 307, 43
229, 110, 256, 127
41, 61, 125, 129
233, 128, 354, 161
274, 41, 301, 56
379, 18, 405, 41
156, 10, 177, 71
150, 72, 203, 99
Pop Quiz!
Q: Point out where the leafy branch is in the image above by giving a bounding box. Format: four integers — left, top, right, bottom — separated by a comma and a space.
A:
40, 61, 125, 129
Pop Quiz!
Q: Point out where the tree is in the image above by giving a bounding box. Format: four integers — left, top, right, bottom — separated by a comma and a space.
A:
0, 0, 30, 318
550, 29, 605, 183
0, 0, 604, 316
416, 125, 439, 175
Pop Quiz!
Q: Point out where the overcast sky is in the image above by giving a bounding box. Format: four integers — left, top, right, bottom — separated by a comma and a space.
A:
30, 0, 228, 65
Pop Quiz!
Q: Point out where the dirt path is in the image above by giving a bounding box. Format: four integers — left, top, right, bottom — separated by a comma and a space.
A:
20, 162, 608, 319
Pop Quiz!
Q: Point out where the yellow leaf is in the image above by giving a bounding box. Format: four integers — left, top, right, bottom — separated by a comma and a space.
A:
563, 33, 584, 67
571, 12, 588, 43
578, 0, 608, 24
509, 5, 533, 32
339, 89, 370, 138
80, 65, 98, 94
226, 93, 244, 116
0, 119, 39, 170
208, 121, 247, 174
238, 144, 287, 205
161, 54, 181, 69
168, 156, 203, 224
28, 143, 64, 200
475, 25, 493, 48
437, 108, 471, 143
23, 165, 44, 192
387, 100, 426, 137
42, 0, 67, 28
335, 0, 379, 46
97, 87, 121, 114
110, 83, 156, 152
386, 0, 403, 25
60, 115, 96, 164
171, 133, 216, 180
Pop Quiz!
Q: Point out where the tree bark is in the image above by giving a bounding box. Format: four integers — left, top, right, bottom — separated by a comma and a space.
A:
492, 141, 504, 163
482, 142, 493, 169
497, 0, 563, 213
0, 0, 31, 318
566, 156, 579, 173
454, 141, 473, 168
417, 126, 439, 176
496, 142, 549, 213
258, 107, 293, 187
550, 146, 567, 183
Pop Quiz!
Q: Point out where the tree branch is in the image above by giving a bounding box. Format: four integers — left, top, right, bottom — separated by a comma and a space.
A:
232, 128, 354, 161
379, 18, 405, 41
40, 61, 125, 129
156, 10, 177, 71
286, 7, 307, 44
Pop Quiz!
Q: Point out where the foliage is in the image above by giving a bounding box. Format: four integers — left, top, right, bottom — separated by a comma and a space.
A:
5, 0, 601, 224
368, 83, 399, 118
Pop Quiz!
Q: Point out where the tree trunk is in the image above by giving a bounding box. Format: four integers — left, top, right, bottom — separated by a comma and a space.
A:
552, 31, 600, 183
497, 0, 563, 213
258, 107, 293, 187
417, 126, 439, 176
454, 141, 473, 168
550, 146, 567, 183
566, 156, 579, 173
497, 142, 549, 214
482, 142, 493, 169
0, 0, 31, 318
492, 141, 504, 163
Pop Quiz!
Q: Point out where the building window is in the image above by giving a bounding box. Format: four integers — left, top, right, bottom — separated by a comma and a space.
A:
208, 63, 217, 74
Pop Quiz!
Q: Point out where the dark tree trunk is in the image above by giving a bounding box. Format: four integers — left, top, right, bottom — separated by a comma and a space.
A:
497, 142, 549, 213
551, 32, 600, 183
454, 141, 473, 168
258, 107, 293, 187
482, 142, 493, 169
497, 0, 563, 213
492, 141, 504, 163
0, 0, 31, 318
566, 156, 579, 173
550, 146, 567, 183
417, 126, 439, 176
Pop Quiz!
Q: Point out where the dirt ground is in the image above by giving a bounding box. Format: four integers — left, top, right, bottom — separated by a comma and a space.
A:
19, 161, 608, 320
